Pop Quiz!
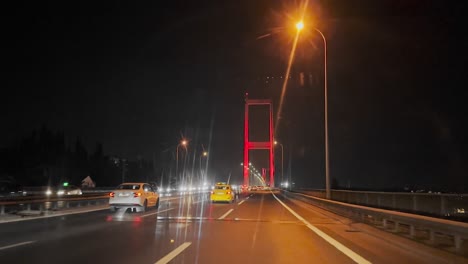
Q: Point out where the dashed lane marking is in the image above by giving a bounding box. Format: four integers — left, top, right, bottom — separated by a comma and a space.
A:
154, 242, 192, 264
218, 209, 234, 219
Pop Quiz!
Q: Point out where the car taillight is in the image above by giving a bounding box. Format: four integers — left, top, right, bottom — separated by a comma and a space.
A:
133, 192, 142, 198
109, 192, 115, 198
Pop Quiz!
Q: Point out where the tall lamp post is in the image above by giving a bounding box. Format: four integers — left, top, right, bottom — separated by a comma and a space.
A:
297, 21, 330, 199
274, 141, 284, 187
199, 151, 208, 181
176, 140, 188, 185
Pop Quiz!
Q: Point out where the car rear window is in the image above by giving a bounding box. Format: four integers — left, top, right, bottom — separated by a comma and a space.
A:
215, 186, 230, 190
117, 184, 140, 190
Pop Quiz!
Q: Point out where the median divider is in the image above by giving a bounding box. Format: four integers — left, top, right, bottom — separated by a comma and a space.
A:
0, 195, 110, 217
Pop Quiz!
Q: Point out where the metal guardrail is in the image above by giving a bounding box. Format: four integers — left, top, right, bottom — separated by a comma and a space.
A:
284, 190, 468, 254
0, 190, 207, 216
296, 189, 468, 221
0, 195, 109, 216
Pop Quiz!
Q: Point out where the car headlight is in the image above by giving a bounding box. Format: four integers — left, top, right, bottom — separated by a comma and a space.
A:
57, 190, 65, 195
46, 190, 52, 195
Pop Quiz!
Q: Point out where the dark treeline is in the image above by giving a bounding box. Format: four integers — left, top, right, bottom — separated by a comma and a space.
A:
0, 126, 160, 187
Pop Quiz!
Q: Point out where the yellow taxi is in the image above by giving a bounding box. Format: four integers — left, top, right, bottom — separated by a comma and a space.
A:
210, 182, 235, 203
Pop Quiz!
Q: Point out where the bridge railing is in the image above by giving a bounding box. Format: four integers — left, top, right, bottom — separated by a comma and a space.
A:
284, 190, 468, 254
295, 189, 467, 221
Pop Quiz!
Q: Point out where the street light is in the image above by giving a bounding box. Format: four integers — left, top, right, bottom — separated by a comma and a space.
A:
296, 21, 304, 31
274, 140, 284, 188
297, 21, 330, 199
199, 151, 208, 181
176, 139, 188, 184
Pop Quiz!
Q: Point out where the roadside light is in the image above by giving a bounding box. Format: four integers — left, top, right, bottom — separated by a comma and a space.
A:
63, 182, 69, 187
296, 21, 304, 31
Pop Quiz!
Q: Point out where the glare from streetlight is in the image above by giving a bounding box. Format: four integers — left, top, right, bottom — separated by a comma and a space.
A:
203, 151, 208, 156
274, 140, 278, 145
296, 21, 304, 31
181, 140, 187, 146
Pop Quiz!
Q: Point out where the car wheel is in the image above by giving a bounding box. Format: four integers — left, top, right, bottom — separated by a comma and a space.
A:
156, 198, 160, 209
143, 200, 148, 212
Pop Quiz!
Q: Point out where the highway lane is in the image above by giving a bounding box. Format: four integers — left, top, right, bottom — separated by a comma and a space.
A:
0, 191, 465, 263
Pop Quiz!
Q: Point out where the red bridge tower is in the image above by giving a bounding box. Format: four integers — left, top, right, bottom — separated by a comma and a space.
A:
243, 94, 275, 187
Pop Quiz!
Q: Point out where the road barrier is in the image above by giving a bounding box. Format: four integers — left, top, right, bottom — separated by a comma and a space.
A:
0, 190, 206, 216
296, 189, 467, 222
0, 195, 110, 216
284, 190, 468, 254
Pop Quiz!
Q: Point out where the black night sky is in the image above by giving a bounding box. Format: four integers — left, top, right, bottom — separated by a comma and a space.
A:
2, 1, 468, 191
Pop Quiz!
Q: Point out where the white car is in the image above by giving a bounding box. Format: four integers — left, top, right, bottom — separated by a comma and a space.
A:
109, 183, 159, 212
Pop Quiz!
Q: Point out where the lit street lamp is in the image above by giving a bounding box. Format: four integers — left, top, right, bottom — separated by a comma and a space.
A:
199, 151, 208, 180
296, 21, 304, 31
176, 139, 188, 184
274, 140, 284, 187
297, 21, 330, 199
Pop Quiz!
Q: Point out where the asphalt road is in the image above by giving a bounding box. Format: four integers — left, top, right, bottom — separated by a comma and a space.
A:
0, 191, 465, 264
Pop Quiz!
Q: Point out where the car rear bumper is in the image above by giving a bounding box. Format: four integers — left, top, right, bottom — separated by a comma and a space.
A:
210, 195, 233, 201
109, 196, 144, 206
109, 203, 143, 207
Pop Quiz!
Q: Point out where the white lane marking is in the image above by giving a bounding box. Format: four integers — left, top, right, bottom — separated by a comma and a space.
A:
238, 200, 246, 205
272, 194, 372, 264
141, 208, 175, 218
162, 197, 184, 201
218, 209, 234, 219
0, 241, 36, 251
155, 242, 192, 264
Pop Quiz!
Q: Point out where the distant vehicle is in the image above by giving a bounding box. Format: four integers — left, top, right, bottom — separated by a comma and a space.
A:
45, 187, 55, 196
210, 183, 235, 203
240, 185, 249, 193
57, 185, 82, 196
0, 182, 26, 197
109, 183, 159, 212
